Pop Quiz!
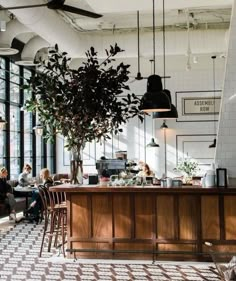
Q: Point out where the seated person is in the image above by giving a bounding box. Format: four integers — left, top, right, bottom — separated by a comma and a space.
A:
0, 167, 17, 221
137, 163, 155, 177
18, 163, 32, 187
25, 168, 53, 222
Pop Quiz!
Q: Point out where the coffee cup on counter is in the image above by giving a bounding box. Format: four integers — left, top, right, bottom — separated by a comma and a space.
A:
166, 178, 172, 188
161, 178, 182, 188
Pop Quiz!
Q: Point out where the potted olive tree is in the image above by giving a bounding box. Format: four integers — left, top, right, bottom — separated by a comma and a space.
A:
25, 44, 144, 183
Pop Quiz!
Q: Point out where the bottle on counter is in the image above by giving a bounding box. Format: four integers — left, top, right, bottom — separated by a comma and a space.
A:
203, 163, 216, 188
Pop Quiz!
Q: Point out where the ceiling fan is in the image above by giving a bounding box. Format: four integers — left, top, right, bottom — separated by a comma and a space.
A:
0, 0, 102, 18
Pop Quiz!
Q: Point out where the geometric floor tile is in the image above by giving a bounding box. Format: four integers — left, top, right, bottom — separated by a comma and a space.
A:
0, 221, 222, 281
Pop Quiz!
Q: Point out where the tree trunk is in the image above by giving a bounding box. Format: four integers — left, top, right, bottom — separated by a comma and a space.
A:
70, 148, 83, 184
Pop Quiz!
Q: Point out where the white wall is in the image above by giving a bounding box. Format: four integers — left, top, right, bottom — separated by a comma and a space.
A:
215, 1, 236, 180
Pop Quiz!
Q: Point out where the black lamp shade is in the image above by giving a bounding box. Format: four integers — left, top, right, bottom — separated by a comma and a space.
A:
209, 138, 216, 148
147, 138, 160, 147
153, 89, 178, 119
153, 104, 178, 119
140, 75, 171, 113
160, 121, 168, 129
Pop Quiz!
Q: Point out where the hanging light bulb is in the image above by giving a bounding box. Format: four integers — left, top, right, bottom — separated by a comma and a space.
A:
160, 120, 168, 130
146, 117, 159, 148
33, 123, 43, 136
186, 57, 191, 71
193, 56, 198, 64
185, 10, 192, 71
147, 138, 160, 148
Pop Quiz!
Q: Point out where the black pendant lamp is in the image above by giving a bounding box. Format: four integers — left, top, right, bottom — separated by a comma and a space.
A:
141, 75, 171, 113
147, 116, 159, 147
209, 55, 217, 148
153, 89, 178, 119
147, 137, 160, 147
160, 120, 168, 175
152, 0, 177, 119
140, 0, 171, 113
160, 120, 168, 129
209, 138, 216, 148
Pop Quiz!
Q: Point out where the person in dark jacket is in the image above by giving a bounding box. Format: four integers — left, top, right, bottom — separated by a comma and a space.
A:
25, 168, 53, 222
0, 167, 17, 221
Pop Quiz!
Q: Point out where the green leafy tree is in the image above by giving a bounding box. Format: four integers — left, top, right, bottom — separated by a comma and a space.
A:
25, 44, 144, 183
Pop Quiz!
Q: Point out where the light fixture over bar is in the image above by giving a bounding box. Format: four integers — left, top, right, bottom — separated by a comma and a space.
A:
33, 123, 43, 136
140, 0, 171, 113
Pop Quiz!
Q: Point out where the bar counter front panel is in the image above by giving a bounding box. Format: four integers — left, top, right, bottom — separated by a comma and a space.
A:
50, 185, 236, 261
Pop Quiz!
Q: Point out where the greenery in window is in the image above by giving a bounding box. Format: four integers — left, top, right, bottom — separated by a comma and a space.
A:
24, 44, 144, 183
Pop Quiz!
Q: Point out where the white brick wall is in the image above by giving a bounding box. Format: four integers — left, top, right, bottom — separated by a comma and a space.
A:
215, 1, 236, 178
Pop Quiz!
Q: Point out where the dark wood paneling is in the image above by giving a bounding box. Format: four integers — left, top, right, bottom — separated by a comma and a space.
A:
134, 194, 153, 239
70, 194, 90, 238
179, 195, 198, 240
156, 195, 175, 239
201, 196, 220, 240
113, 194, 131, 238
224, 196, 236, 240
92, 194, 112, 238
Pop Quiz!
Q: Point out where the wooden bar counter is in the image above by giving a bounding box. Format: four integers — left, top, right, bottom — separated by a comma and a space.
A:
50, 184, 236, 261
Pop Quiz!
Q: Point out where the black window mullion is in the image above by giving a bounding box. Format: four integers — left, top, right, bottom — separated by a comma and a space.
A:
32, 92, 36, 177
5, 58, 10, 177
19, 66, 24, 171
52, 136, 56, 174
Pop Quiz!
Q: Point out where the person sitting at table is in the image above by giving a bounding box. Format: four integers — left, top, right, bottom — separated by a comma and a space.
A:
137, 162, 155, 177
18, 163, 33, 187
25, 168, 53, 222
0, 167, 17, 221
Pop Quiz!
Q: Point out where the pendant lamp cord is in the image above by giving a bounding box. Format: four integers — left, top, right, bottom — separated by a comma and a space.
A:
162, 0, 166, 89
164, 125, 167, 176
137, 11, 140, 74
212, 56, 216, 136
152, 0, 155, 74
152, 117, 154, 137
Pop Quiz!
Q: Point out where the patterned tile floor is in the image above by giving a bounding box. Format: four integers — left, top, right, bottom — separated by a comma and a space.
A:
0, 217, 221, 281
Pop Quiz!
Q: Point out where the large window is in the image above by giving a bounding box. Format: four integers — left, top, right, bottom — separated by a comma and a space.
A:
0, 57, 56, 179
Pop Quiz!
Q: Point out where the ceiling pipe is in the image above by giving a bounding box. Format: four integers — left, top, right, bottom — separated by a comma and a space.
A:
0, 1, 228, 62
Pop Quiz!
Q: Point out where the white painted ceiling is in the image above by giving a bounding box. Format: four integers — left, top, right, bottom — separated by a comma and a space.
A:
0, 0, 232, 33
59, 0, 232, 31
0, 0, 233, 63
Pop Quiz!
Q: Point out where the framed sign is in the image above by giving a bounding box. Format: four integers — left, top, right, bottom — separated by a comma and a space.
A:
176, 134, 216, 175
183, 97, 221, 115
175, 90, 222, 122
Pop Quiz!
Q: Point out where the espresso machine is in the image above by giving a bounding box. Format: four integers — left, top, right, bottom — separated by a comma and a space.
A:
96, 158, 127, 177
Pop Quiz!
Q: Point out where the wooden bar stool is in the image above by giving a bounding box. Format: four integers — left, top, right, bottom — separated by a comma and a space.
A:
38, 185, 67, 257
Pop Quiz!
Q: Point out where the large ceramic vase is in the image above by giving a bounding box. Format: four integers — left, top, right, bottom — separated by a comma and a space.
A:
70, 149, 83, 184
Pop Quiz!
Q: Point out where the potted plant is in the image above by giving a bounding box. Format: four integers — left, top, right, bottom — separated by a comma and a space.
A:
24, 44, 144, 183
174, 158, 199, 184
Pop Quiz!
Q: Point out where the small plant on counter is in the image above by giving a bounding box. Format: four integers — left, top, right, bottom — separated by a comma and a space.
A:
174, 159, 199, 183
